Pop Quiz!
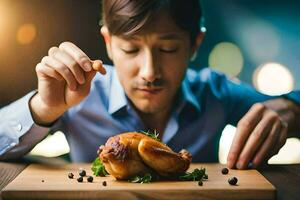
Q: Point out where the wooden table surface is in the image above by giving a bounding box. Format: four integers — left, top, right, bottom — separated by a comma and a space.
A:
0, 160, 299, 200
1, 163, 275, 200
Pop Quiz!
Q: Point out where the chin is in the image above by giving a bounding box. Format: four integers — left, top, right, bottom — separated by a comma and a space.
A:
134, 99, 168, 114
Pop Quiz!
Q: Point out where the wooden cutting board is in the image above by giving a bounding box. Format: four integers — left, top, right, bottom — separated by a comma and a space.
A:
2, 163, 275, 200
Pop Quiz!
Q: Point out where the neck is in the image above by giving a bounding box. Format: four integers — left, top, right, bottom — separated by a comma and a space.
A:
137, 106, 172, 140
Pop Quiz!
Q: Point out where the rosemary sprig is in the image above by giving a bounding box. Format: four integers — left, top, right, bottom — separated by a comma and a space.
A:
91, 157, 109, 177
129, 173, 152, 183
179, 168, 207, 181
140, 130, 160, 141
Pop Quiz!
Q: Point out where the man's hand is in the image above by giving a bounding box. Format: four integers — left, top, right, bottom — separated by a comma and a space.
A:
227, 102, 288, 169
30, 42, 106, 126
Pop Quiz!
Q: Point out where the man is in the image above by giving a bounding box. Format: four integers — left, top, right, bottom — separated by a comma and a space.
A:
0, 0, 299, 170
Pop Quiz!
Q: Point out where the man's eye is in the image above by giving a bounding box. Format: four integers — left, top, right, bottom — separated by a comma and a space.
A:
122, 48, 139, 54
160, 48, 178, 53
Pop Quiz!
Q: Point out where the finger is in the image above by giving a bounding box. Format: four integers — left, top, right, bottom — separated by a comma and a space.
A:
92, 60, 106, 75
251, 120, 282, 168
236, 111, 277, 169
36, 63, 63, 81
227, 103, 265, 168
270, 122, 288, 156
85, 70, 97, 84
50, 48, 86, 84
41, 55, 78, 91
58, 42, 92, 72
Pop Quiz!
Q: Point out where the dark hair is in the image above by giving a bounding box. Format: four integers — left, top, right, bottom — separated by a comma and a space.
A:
101, 0, 204, 44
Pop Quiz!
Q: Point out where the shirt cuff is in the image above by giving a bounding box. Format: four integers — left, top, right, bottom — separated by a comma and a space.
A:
0, 91, 48, 155
282, 91, 300, 105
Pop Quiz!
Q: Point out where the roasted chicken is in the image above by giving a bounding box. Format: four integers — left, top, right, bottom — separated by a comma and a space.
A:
99, 132, 192, 180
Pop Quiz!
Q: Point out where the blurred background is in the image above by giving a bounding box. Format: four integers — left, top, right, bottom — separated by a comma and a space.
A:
0, 0, 299, 163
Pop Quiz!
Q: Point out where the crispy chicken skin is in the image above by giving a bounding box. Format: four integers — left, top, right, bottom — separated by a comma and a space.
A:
99, 132, 192, 180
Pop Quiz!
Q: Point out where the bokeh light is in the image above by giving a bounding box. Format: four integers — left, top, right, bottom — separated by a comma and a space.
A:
16, 23, 37, 45
219, 125, 236, 164
219, 125, 300, 164
253, 62, 294, 95
268, 138, 300, 164
29, 131, 70, 157
208, 42, 244, 78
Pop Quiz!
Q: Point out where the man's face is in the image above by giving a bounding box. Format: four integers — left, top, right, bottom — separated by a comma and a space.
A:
106, 12, 194, 114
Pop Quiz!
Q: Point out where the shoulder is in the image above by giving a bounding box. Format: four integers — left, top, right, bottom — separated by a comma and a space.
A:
186, 67, 228, 85
186, 68, 231, 97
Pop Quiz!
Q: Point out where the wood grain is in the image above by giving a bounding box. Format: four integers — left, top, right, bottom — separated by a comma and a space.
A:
2, 163, 275, 200
0, 163, 27, 200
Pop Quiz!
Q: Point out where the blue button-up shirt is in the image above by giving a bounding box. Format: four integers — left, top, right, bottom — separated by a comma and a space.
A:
0, 65, 299, 162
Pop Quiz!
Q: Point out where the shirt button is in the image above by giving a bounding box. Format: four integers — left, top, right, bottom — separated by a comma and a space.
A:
15, 123, 22, 131
10, 142, 17, 147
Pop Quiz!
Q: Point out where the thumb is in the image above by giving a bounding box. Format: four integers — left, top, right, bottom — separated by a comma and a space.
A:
85, 70, 97, 84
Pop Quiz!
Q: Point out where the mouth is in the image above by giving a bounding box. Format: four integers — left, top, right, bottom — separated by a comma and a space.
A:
136, 88, 164, 95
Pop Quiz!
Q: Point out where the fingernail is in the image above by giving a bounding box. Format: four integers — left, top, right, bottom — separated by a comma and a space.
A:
236, 162, 242, 169
227, 161, 232, 169
83, 63, 92, 72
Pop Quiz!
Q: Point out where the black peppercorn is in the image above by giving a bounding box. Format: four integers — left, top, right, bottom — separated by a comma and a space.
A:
228, 177, 238, 185
102, 181, 107, 186
203, 174, 208, 179
198, 180, 203, 186
79, 169, 86, 177
221, 168, 229, 175
77, 177, 83, 182
87, 176, 93, 182
41, 180, 44, 182
68, 172, 74, 179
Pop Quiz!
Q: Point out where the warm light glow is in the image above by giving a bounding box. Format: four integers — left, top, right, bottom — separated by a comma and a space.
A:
219, 125, 236, 164
269, 138, 300, 164
219, 125, 300, 164
0, 1, 9, 44
0, 4, 4, 29
30, 131, 70, 157
17, 23, 37, 45
209, 42, 244, 78
253, 62, 294, 95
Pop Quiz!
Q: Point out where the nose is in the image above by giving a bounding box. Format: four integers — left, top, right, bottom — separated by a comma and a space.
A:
139, 49, 160, 82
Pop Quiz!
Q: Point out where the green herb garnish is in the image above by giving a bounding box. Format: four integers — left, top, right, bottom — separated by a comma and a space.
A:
129, 173, 152, 183
91, 157, 109, 176
140, 130, 160, 141
179, 168, 207, 181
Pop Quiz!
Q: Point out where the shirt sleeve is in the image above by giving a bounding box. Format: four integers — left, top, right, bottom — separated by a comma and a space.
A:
0, 91, 62, 160
282, 91, 300, 105
207, 70, 300, 126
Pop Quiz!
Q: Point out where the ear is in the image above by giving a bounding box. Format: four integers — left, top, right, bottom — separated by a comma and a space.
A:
100, 26, 113, 60
191, 31, 205, 58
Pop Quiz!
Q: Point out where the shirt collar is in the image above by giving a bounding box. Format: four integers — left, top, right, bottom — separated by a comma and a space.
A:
108, 68, 128, 115
179, 75, 201, 113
